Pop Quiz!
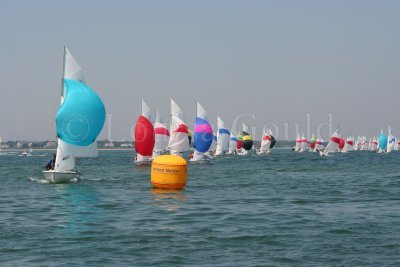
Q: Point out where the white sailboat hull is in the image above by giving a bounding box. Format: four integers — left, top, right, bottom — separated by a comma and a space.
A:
190, 156, 208, 162
43, 170, 79, 183
134, 159, 153, 165
257, 150, 271, 155
239, 149, 249, 156
215, 148, 225, 156
134, 154, 153, 165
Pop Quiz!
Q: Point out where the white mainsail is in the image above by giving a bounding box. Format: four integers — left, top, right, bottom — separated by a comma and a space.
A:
299, 133, 308, 153
168, 99, 189, 156
208, 133, 217, 153
171, 99, 184, 121
259, 128, 272, 154
294, 133, 301, 152
134, 100, 154, 162
320, 131, 340, 156
152, 109, 169, 157
228, 132, 237, 154
192, 102, 213, 161
342, 137, 354, 153
314, 137, 324, 151
386, 127, 395, 153
215, 116, 230, 156
370, 137, 378, 151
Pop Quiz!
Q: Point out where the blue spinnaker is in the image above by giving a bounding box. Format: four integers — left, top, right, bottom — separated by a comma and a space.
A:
56, 79, 106, 146
379, 133, 388, 149
194, 117, 213, 153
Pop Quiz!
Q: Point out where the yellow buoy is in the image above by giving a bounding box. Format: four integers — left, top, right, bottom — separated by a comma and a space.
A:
151, 155, 187, 190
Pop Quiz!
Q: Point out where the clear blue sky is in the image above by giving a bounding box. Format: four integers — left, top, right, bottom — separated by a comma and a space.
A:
1, 0, 399, 141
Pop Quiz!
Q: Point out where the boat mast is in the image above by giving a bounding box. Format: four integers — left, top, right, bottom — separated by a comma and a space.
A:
61, 46, 66, 100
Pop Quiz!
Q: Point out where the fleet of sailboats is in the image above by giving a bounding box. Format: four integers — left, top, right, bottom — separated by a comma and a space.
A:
36, 48, 400, 183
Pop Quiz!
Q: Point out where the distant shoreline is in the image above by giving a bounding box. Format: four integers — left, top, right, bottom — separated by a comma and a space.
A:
1, 148, 134, 151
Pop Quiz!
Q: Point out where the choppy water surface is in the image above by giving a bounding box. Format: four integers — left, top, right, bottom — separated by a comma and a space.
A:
1, 149, 400, 266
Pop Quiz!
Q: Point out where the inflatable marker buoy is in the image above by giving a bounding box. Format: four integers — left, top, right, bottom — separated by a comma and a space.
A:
151, 155, 187, 190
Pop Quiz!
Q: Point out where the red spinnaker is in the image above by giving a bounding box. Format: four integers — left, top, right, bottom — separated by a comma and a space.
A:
339, 138, 345, 149
135, 115, 155, 156
236, 140, 243, 149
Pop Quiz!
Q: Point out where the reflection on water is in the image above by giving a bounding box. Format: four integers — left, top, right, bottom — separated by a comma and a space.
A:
55, 183, 101, 235
151, 188, 187, 212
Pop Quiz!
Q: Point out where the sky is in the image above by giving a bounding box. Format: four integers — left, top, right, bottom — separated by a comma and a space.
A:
0, 0, 399, 141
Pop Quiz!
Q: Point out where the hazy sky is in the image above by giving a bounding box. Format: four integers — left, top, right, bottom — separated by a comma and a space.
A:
1, 0, 399, 141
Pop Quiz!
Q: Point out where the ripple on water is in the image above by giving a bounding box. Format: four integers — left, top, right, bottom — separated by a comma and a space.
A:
1, 149, 400, 266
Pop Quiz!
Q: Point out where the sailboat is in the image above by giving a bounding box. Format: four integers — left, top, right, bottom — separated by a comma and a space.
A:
342, 137, 354, 153
134, 100, 155, 164
191, 102, 213, 162
294, 133, 301, 152
378, 129, 387, 153
228, 133, 237, 154
298, 133, 308, 153
258, 128, 273, 155
354, 136, 360, 151
395, 140, 400, 151
152, 110, 170, 158
215, 117, 230, 156
309, 134, 317, 152
236, 134, 243, 154
314, 137, 324, 152
168, 99, 190, 157
43, 47, 106, 183
360, 136, 368, 151
370, 137, 378, 151
319, 131, 340, 156
240, 123, 253, 156
386, 127, 396, 153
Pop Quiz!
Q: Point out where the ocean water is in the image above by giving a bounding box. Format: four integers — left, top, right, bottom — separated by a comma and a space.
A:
1, 149, 400, 266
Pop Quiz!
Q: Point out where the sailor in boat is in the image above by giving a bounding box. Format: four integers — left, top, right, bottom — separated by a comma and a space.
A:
45, 154, 56, 170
